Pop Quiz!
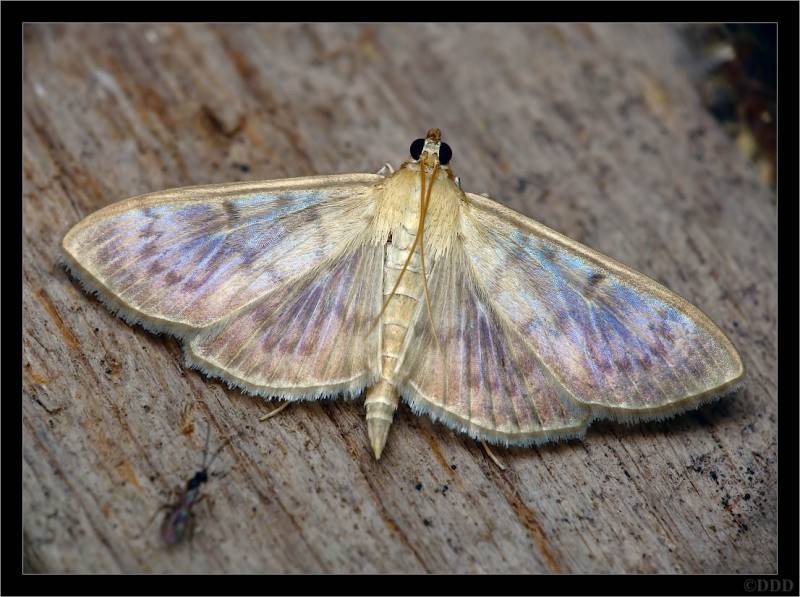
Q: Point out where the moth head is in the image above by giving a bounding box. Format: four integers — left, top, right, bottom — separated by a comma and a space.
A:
410, 128, 453, 167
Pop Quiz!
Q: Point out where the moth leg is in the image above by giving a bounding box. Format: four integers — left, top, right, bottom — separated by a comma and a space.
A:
376, 162, 395, 176
480, 441, 508, 471
258, 401, 292, 422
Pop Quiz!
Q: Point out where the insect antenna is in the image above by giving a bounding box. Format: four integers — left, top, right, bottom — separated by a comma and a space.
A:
199, 422, 212, 470
417, 162, 442, 354
200, 425, 242, 473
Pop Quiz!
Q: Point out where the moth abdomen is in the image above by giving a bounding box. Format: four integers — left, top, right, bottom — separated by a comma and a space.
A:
365, 380, 398, 460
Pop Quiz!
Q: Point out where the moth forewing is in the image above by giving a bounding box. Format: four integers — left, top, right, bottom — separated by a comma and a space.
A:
61, 174, 383, 336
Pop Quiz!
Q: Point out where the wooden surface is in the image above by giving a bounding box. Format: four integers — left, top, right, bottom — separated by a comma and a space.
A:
22, 23, 777, 573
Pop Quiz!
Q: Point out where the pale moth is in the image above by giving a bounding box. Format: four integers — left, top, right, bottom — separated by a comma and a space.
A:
62, 129, 744, 460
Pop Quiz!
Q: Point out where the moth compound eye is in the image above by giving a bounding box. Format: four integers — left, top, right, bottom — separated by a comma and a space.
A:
438, 142, 453, 165
410, 138, 425, 160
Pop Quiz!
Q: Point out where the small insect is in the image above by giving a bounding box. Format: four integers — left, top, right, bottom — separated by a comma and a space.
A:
159, 424, 233, 547
62, 128, 744, 461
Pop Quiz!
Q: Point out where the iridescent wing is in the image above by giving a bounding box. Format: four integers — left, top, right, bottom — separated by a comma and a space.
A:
62, 174, 380, 333
187, 240, 384, 399
62, 174, 384, 399
398, 248, 591, 446
399, 192, 744, 445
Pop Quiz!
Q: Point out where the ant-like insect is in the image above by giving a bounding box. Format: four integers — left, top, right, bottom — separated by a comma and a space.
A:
158, 423, 236, 547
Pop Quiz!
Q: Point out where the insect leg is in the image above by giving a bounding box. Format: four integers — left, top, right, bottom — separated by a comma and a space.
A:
376, 162, 395, 176
480, 441, 508, 471
258, 401, 292, 422
129, 497, 179, 541
132, 479, 188, 541
187, 511, 197, 556
200, 493, 215, 519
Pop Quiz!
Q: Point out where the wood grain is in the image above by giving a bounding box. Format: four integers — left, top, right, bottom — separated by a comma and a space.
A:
22, 23, 777, 573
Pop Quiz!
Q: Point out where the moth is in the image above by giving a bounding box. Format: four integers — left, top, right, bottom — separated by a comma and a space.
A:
62, 128, 744, 460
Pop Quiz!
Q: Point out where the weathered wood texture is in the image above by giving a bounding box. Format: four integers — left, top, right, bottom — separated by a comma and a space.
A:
22, 23, 777, 573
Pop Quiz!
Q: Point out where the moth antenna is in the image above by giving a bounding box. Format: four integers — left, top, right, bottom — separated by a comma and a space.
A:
418, 163, 441, 354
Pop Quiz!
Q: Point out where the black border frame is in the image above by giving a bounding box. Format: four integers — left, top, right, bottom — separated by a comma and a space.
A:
5, 2, 797, 595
